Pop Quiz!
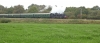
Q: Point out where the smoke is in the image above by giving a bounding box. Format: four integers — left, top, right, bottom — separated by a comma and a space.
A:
50, 5, 66, 14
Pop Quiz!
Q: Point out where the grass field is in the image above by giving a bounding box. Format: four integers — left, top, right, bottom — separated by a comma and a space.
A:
0, 23, 100, 43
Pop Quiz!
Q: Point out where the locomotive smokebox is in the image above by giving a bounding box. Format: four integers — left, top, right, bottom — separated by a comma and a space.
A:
50, 13, 66, 19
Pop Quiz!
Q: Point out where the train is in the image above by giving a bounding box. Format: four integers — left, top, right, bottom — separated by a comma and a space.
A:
0, 13, 67, 18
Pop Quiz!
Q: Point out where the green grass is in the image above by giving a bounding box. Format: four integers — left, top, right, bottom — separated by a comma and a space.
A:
0, 23, 100, 43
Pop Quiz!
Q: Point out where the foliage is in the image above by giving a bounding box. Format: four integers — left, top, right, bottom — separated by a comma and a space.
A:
40, 6, 52, 13
91, 6, 100, 10
6, 7, 14, 14
27, 4, 46, 13
64, 6, 100, 19
0, 19, 11, 23
13, 5, 25, 13
28, 6, 38, 13
28, 4, 45, 11
0, 5, 7, 14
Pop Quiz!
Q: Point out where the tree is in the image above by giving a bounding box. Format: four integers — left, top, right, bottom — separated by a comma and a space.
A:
28, 6, 38, 13
28, 4, 45, 11
91, 6, 100, 10
0, 5, 6, 14
6, 7, 14, 14
27, 4, 47, 13
13, 5, 25, 13
41, 6, 52, 13
65, 7, 78, 12
64, 7, 77, 18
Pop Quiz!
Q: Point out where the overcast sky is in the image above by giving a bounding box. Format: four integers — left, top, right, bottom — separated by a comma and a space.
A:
0, 0, 100, 9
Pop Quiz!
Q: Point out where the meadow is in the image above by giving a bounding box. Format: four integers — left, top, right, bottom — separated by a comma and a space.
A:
0, 23, 100, 43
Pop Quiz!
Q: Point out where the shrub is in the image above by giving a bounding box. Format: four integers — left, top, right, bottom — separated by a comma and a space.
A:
0, 19, 11, 23
68, 19, 80, 24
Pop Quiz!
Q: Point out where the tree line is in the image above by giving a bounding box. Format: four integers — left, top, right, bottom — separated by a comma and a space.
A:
0, 4, 100, 19
64, 6, 100, 19
0, 4, 52, 14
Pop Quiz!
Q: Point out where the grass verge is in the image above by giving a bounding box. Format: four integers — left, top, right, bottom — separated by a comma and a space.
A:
0, 18, 100, 24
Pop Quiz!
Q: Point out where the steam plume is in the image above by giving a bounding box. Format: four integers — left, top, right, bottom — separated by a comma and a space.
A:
50, 5, 66, 14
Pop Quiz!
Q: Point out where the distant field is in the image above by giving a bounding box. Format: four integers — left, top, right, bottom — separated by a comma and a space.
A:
0, 23, 100, 43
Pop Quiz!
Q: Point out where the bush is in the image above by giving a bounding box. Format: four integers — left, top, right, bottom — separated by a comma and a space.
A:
0, 19, 11, 23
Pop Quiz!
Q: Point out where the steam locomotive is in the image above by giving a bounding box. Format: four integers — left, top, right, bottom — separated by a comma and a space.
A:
0, 13, 67, 18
